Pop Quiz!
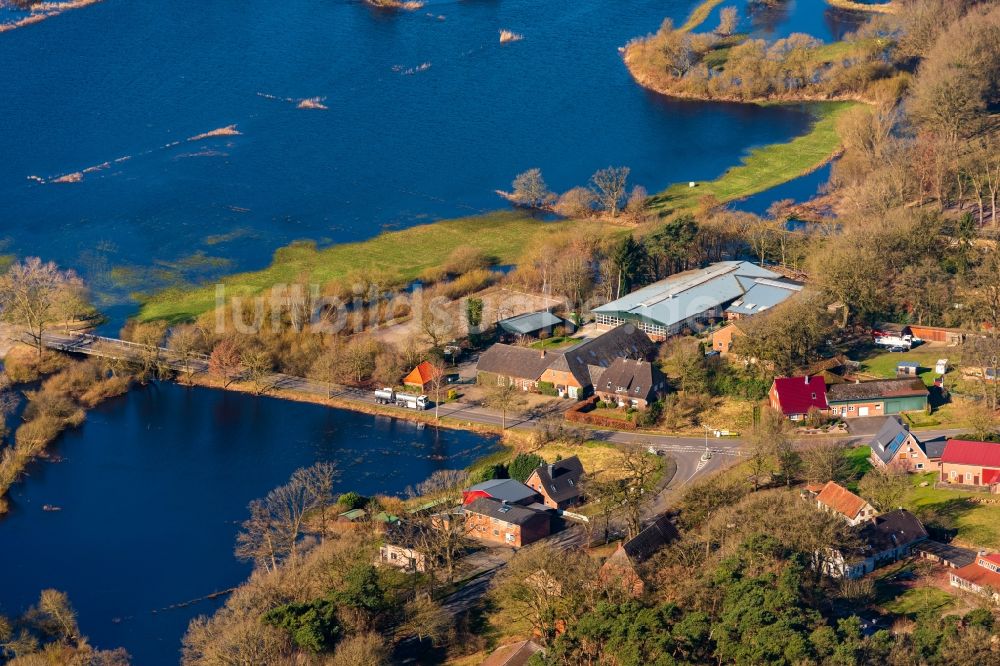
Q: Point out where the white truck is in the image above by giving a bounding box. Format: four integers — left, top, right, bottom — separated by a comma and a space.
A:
874, 333, 914, 350
374, 388, 429, 410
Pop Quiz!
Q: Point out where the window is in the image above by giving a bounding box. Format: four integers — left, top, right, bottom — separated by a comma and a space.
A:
568, 479, 574, 486
916, 463, 923, 469
493, 529, 499, 536
951, 471, 957, 479
848, 405, 855, 412
811, 392, 816, 399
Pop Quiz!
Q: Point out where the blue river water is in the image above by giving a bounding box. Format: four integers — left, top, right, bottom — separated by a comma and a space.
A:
0, 383, 498, 663
0, 0, 830, 320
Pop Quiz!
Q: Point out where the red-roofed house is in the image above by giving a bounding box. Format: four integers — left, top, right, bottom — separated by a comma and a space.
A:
949, 553, 1000, 603
769, 376, 829, 421
403, 361, 440, 393
939, 440, 1000, 492
813, 481, 877, 526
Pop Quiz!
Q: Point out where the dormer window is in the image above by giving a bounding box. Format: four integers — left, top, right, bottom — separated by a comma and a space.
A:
811, 392, 816, 399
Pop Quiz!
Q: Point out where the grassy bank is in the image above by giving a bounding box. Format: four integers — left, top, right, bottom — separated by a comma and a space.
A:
649, 101, 857, 213
138, 211, 585, 323
680, 0, 726, 32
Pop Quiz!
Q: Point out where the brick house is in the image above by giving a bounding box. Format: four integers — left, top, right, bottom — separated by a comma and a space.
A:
939, 439, 1000, 491
476, 324, 655, 400
463, 497, 550, 547
869, 416, 945, 472
814, 481, 877, 526
826, 378, 928, 418
769, 375, 829, 421
712, 322, 745, 356
525, 456, 585, 510
599, 515, 679, 597
592, 358, 667, 410
949, 553, 1000, 603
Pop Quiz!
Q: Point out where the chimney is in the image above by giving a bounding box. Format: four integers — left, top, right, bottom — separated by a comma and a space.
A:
548, 464, 555, 478
803, 376, 809, 385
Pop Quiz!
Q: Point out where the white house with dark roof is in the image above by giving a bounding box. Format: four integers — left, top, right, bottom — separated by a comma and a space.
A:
593, 357, 667, 409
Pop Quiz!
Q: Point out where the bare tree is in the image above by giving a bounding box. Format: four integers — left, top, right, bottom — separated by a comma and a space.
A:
419, 298, 455, 349
240, 347, 274, 395
858, 463, 909, 512
234, 462, 339, 571
426, 356, 447, 423
484, 381, 525, 431
605, 445, 661, 540
167, 324, 207, 385
509, 168, 556, 208
716, 6, 738, 36
800, 440, 853, 484
590, 166, 630, 218
208, 338, 243, 388
308, 339, 344, 398
0, 258, 88, 357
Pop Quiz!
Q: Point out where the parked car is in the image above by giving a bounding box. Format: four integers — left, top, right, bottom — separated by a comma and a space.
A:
888, 346, 908, 353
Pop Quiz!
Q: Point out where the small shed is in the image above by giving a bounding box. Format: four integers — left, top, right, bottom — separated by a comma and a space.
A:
897, 361, 920, 378
936, 359, 948, 375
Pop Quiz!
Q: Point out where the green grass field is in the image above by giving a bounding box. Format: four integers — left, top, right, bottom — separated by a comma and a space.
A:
649, 101, 858, 213
880, 586, 957, 618
860, 349, 950, 388
904, 472, 1000, 550
529, 336, 580, 350
138, 211, 590, 323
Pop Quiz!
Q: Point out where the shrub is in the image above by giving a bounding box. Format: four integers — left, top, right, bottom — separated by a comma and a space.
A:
338, 492, 368, 510
508, 453, 545, 482
263, 599, 340, 653
441, 269, 496, 300
468, 463, 508, 485
538, 381, 559, 397
443, 245, 494, 275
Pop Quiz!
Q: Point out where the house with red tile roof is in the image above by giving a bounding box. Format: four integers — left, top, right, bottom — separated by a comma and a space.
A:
949, 553, 1000, 603
769, 375, 829, 421
814, 481, 877, 526
939, 439, 1000, 492
403, 361, 440, 393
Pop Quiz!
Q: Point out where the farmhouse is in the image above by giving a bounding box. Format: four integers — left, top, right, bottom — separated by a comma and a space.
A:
593, 358, 667, 410
378, 543, 428, 573
475, 344, 554, 391
475, 324, 654, 399
813, 481, 877, 526
525, 456, 585, 510
592, 261, 798, 340
769, 375, 829, 420
825, 378, 928, 418
949, 553, 1000, 603
827, 510, 928, 579
711, 321, 745, 356
869, 416, 945, 472
599, 514, 679, 597
463, 497, 551, 547
939, 439, 1000, 491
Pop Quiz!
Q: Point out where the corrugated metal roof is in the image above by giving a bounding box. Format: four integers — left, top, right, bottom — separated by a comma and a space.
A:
498, 310, 563, 335
941, 440, 1000, 467
726, 279, 802, 316
593, 261, 780, 329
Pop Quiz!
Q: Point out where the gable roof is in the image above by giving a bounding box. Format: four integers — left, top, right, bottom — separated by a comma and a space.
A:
481, 640, 544, 666
869, 416, 917, 465
858, 509, 927, 552
476, 344, 556, 381
464, 497, 548, 526
621, 514, 679, 563
404, 361, 438, 386
725, 278, 803, 317
593, 261, 780, 330
941, 440, 1000, 468
826, 378, 928, 403
923, 437, 948, 460
597, 358, 666, 402
528, 456, 584, 504
771, 375, 829, 415
498, 311, 564, 336
545, 324, 655, 387
465, 478, 540, 504
816, 481, 870, 520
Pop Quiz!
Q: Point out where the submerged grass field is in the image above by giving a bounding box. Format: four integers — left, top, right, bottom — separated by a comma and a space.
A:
138, 211, 588, 323
139, 101, 854, 324
649, 101, 857, 213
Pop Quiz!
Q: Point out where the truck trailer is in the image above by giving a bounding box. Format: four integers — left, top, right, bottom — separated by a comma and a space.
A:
374, 388, 429, 410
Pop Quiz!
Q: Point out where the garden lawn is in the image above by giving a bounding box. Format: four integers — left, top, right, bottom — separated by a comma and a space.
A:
649, 101, 858, 213
530, 336, 581, 350
138, 211, 592, 323
859, 349, 951, 388
903, 472, 1000, 550
880, 586, 957, 619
